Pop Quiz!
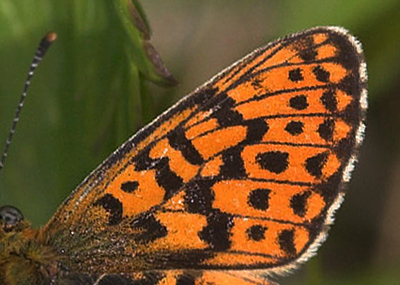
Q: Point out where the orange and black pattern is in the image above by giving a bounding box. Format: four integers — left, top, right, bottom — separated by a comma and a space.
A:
0, 27, 367, 285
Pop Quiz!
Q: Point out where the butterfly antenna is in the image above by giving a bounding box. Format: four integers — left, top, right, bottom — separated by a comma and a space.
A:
0, 32, 57, 177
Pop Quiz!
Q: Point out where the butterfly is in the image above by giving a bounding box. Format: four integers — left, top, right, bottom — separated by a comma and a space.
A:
0, 26, 367, 284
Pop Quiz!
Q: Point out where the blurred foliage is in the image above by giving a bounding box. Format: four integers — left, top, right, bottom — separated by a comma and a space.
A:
0, 1, 173, 226
0, 0, 399, 284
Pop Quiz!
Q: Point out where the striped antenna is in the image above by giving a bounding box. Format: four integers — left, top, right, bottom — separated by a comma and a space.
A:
0, 32, 57, 176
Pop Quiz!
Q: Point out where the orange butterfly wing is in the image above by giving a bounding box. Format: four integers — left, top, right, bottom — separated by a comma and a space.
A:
42, 26, 367, 284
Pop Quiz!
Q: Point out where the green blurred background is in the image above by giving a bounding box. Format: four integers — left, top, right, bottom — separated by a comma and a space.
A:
0, 0, 399, 284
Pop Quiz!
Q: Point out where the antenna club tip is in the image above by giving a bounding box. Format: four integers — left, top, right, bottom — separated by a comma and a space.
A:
45, 32, 57, 43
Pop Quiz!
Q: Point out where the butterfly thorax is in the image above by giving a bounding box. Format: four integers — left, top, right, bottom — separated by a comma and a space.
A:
0, 220, 60, 285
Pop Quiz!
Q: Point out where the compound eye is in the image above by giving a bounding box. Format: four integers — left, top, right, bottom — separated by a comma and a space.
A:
0, 205, 24, 231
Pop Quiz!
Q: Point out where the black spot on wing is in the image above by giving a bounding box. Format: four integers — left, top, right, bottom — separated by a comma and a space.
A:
198, 211, 233, 250
256, 151, 289, 174
220, 146, 246, 179
291, 34, 318, 61
135, 148, 183, 199
288, 68, 304, 82
278, 229, 296, 256
244, 118, 269, 143
131, 213, 167, 244
334, 136, 353, 161
135, 148, 156, 171
121, 181, 139, 193
317, 170, 342, 203
297, 40, 318, 62
289, 94, 308, 110
248, 188, 271, 211
94, 194, 123, 226
192, 86, 217, 105
251, 77, 263, 90
246, 225, 267, 241
321, 89, 337, 112
290, 190, 312, 217
340, 90, 362, 127
155, 157, 184, 200
184, 179, 215, 214
305, 151, 329, 178
168, 128, 204, 165
313, 65, 330, 82
210, 94, 244, 127
285, 121, 304, 136
318, 119, 334, 142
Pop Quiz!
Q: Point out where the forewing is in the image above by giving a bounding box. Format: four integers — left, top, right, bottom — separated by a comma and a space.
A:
44, 27, 366, 281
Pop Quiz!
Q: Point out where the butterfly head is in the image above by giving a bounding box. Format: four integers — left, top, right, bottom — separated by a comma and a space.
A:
0, 205, 25, 233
